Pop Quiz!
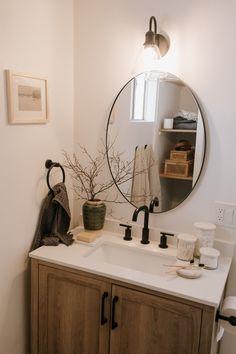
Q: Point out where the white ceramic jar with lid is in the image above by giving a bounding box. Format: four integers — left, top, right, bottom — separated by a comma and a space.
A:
176, 233, 197, 262
194, 221, 216, 257
199, 247, 220, 269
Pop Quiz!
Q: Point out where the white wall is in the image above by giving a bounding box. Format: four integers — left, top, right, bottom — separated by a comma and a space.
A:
0, 1, 74, 353
75, 0, 236, 352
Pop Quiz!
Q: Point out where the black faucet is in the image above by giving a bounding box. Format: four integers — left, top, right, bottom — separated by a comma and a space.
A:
149, 197, 159, 213
132, 205, 150, 244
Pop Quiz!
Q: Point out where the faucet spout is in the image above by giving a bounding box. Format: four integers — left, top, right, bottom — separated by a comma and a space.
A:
132, 205, 150, 244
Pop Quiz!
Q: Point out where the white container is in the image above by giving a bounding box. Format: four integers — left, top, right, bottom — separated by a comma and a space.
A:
194, 222, 216, 257
176, 233, 197, 262
163, 118, 174, 129
199, 247, 220, 269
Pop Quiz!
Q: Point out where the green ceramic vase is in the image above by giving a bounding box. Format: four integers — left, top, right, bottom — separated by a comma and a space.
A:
82, 200, 106, 230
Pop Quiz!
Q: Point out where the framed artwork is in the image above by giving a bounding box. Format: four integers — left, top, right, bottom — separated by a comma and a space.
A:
6, 70, 48, 124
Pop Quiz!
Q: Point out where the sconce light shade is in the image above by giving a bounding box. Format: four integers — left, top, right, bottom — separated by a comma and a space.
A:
143, 16, 169, 61
133, 16, 170, 74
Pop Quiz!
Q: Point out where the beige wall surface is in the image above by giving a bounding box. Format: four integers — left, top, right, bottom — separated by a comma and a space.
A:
0, 1, 74, 353
74, 1, 236, 353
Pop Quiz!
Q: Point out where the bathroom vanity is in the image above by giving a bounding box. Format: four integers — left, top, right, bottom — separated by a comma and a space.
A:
30, 230, 232, 354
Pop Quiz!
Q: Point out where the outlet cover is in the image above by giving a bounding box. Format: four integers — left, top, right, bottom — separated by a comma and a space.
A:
215, 201, 236, 228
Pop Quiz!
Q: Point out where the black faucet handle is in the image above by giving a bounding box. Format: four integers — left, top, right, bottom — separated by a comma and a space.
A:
159, 232, 174, 249
119, 223, 132, 241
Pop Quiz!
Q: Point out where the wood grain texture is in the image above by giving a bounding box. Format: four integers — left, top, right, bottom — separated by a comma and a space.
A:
110, 285, 202, 354
38, 264, 110, 354
31, 259, 218, 354
199, 305, 216, 354
31, 259, 39, 354
32, 260, 206, 310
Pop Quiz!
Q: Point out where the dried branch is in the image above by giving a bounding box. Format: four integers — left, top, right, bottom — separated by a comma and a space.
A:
63, 139, 158, 204
63, 141, 135, 202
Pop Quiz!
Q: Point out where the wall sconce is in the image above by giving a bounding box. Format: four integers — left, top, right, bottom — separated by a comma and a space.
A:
141, 16, 170, 69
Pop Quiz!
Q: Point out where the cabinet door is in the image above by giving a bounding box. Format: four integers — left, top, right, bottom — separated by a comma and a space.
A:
110, 285, 201, 354
38, 265, 110, 354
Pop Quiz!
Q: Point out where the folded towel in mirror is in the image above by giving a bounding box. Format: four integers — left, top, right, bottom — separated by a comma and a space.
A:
173, 117, 197, 130
174, 110, 198, 121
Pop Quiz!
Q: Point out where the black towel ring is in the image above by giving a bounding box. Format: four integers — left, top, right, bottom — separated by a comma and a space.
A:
45, 159, 65, 191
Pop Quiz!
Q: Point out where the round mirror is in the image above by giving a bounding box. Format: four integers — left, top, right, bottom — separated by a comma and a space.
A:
106, 71, 206, 212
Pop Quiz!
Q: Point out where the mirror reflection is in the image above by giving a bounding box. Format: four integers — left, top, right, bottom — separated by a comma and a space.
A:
106, 71, 206, 212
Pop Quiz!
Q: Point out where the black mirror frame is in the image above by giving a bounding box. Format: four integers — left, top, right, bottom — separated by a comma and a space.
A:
105, 71, 207, 213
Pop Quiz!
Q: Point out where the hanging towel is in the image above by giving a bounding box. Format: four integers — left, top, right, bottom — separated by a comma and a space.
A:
131, 146, 149, 206
30, 182, 73, 251
131, 145, 161, 208
146, 145, 162, 210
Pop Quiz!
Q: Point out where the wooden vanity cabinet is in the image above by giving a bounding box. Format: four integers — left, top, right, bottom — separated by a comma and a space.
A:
31, 259, 216, 354
110, 285, 202, 354
33, 263, 110, 354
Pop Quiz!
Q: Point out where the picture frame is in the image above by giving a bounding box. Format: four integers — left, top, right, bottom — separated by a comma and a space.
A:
6, 70, 48, 124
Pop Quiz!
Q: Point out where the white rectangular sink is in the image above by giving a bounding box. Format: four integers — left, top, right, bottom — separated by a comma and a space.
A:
84, 241, 176, 276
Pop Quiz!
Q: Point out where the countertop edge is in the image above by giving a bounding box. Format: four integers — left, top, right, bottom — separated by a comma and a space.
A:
29, 250, 231, 308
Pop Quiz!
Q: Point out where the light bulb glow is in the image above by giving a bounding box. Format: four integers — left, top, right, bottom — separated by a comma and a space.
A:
139, 45, 161, 71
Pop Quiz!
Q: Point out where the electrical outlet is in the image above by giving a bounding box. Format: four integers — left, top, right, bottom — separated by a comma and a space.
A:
216, 205, 224, 224
215, 201, 236, 228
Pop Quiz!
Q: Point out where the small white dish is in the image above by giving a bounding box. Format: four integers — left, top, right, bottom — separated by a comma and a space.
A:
176, 267, 202, 279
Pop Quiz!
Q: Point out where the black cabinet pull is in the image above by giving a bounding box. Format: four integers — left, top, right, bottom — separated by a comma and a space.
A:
111, 296, 119, 330
101, 292, 108, 325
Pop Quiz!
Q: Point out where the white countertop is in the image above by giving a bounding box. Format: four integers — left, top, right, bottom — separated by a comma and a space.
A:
29, 229, 232, 308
